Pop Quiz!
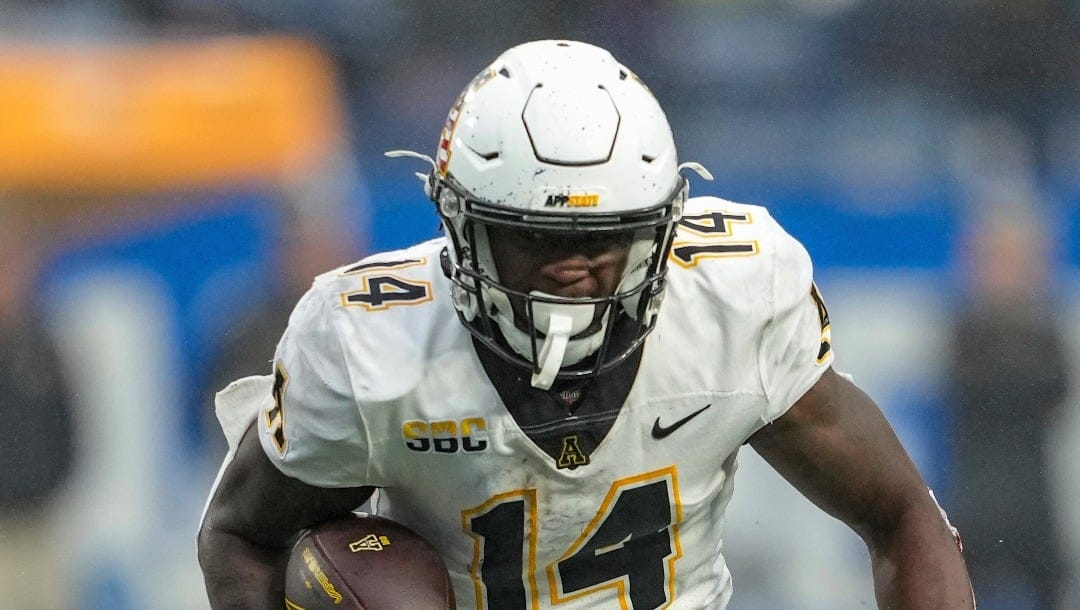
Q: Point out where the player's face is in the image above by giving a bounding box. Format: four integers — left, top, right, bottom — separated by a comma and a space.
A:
486, 225, 633, 302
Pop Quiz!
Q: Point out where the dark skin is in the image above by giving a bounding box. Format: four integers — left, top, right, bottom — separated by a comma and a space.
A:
749, 369, 974, 608
199, 422, 375, 607
484, 224, 634, 300
198, 230, 974, 608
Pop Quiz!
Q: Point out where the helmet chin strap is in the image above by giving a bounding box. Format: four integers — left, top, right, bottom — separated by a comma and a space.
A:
532, 313, 572, 390
529, 296, 598, 390
481, 278, 610, 389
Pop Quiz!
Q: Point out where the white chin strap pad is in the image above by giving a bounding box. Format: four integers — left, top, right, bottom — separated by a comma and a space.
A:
529, 296, 597, 390
531, 313, 572, 390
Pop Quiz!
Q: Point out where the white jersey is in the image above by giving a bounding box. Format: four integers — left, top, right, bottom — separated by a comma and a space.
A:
215, 196, 833, 609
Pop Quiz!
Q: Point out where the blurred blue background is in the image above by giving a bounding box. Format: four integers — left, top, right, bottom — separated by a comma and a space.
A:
0, 1, 1076, 609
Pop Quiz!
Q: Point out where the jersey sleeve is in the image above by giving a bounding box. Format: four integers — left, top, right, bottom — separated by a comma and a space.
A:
257, 281, 371, 488
757, 212, 834, 424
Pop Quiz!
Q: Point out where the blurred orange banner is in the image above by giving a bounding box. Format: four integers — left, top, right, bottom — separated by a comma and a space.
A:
0, 36, 345, 195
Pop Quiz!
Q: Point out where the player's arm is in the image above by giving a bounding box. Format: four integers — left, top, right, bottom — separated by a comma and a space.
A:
749, 367, 973, 609
198, 420, 374, 609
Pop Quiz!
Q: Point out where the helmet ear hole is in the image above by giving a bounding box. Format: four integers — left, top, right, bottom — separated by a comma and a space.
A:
450, 282, 477, 320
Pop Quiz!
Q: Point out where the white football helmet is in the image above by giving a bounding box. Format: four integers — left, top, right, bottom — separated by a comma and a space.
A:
388, 40, 709, 389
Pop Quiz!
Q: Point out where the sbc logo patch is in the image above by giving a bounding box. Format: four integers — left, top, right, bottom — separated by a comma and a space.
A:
402, 417, 489, 453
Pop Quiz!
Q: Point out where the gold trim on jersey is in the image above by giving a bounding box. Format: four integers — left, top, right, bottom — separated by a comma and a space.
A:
339, 258, 428, 275
459, 466, 686, 608
677, 210, 753, 237
668, 209, 760, 268
669, 239, 760, 268
265, 362, 289, 456
339, 257, 433, 311
810, 282, 833, 364
462, 488, 541, 609
546, 466, 684, 608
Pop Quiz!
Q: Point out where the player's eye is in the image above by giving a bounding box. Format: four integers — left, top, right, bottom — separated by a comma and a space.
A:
489, 225, 636, 257
590, 230, 635, 248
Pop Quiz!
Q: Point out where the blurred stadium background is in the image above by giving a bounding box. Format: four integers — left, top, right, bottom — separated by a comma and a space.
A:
0, 1, 1076, 609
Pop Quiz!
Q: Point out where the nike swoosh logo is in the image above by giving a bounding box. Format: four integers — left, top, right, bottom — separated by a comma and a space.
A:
651, 404, 712, 439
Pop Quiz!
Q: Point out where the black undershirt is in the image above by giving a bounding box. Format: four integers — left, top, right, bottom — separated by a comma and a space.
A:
471, 316, 644, 469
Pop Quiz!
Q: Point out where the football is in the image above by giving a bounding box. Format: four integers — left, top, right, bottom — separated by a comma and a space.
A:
284, 514, 455, 609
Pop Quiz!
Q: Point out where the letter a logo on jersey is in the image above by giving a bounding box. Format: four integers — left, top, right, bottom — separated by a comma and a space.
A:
557, 435, 590, 470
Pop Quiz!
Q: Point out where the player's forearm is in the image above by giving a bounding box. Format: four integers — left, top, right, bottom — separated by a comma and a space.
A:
866, 503, 974, 609
198, 525, 289, 609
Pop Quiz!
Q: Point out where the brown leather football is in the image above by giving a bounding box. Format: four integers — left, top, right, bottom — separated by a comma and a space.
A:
283, 514, 455, 609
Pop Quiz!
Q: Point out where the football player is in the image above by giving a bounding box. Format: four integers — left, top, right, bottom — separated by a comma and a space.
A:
199, 40, 974, 609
